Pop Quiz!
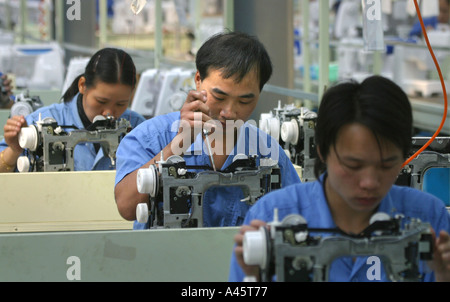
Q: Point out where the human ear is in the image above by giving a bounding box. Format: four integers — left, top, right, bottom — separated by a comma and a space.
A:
78, 76, 86, 94
194, 71, 201, 90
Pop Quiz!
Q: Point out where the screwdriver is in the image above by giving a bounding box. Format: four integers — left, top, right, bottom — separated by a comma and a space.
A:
203, 128, 216, 171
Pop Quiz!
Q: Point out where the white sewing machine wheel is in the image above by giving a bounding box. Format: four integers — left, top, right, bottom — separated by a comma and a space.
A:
243, 227, 268, 269
18, 126, 38, 151
41, 117, 57, 124
281, 214, 307, 226
369, 212, 391, 225
136, 203, 149, 223
369, 212, 392, 236
259, 116, 280, 142
269, 117, 280, 142
16, 156, 30, 173
10, 101, 34, 117
259, 113, 271, 133
282, 214, 308, 243
232, 153, 248, 162
137, 165, 158, 197
93, 115, 106, 123
280, 118, 299, 145
166, 155, 185, 164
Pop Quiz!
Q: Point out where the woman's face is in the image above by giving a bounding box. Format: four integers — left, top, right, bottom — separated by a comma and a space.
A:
324, 123, 404, 214
78, 77, 133, 122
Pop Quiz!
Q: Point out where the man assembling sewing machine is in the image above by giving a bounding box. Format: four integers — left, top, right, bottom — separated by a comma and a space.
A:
114, 31, 301, 229
229, 75, 450, 282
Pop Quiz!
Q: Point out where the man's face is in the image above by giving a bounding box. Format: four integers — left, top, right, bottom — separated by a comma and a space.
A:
324, 123, 404, 214
195, 68, 260, 132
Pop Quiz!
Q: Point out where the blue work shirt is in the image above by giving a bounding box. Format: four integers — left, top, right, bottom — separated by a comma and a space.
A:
0, 93, 146, 171
409, 16, 438, 37
114, 111, 301, 229
228, 173, 450, 282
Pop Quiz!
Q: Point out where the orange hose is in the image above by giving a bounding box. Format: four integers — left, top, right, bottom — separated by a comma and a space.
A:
402, 0, 448, 168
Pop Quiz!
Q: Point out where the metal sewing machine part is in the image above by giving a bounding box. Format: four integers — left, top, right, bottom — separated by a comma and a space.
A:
396, 137, 450, 208
243, 209, 433, 282
10, 90, 44, 117
16, 114, 131, 172
259, 101, 317, 182
136, 154, 281, 229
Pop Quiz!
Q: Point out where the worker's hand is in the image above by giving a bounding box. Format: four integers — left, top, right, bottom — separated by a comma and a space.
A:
179, 89, 211, 137
171, 90, 212, 155
3, 115, 27, 153
429, 229, 450, 282
234, 219, 268, 281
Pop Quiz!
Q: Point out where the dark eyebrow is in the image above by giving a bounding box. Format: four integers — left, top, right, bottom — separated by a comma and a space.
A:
381, 155, 401, 163
96, 96, 111, 101
342, 155, 400, 164
212, 87, 255, 99
96, 97, 128, 103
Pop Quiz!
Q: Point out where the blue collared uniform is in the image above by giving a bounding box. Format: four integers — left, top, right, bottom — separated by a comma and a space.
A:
0, 93, 146, 171
114, 111, 301, 229
228, 174, 450, 282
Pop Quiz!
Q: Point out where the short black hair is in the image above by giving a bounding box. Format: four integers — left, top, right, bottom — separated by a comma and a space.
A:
195, 31, 272, 91
314, 75, 413, 177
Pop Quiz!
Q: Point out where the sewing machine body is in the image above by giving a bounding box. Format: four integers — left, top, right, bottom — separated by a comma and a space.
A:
136, 155, 281, 228
17, 116, 131, 172
243, 211, 433, 282
259, 102, 317, 182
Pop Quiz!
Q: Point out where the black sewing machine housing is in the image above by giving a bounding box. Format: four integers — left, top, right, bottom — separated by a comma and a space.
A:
397, 137, 450, 191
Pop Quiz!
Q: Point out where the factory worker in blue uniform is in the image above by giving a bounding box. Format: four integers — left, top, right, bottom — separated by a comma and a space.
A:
114, 31, 301, 229
0, 48, 145, 172
230, 75, 450, 282
409, 0, 450, 38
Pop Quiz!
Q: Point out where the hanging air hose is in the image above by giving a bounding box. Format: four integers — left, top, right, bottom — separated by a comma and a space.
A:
403, 0, 448, 168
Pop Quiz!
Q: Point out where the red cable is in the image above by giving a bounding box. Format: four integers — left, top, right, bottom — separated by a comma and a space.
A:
402, 0, 448, 167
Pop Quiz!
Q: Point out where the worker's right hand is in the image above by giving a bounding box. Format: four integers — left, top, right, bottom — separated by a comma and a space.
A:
3, 115, 27, 153
175, 89, 212, 147
233, 219, 268, 281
